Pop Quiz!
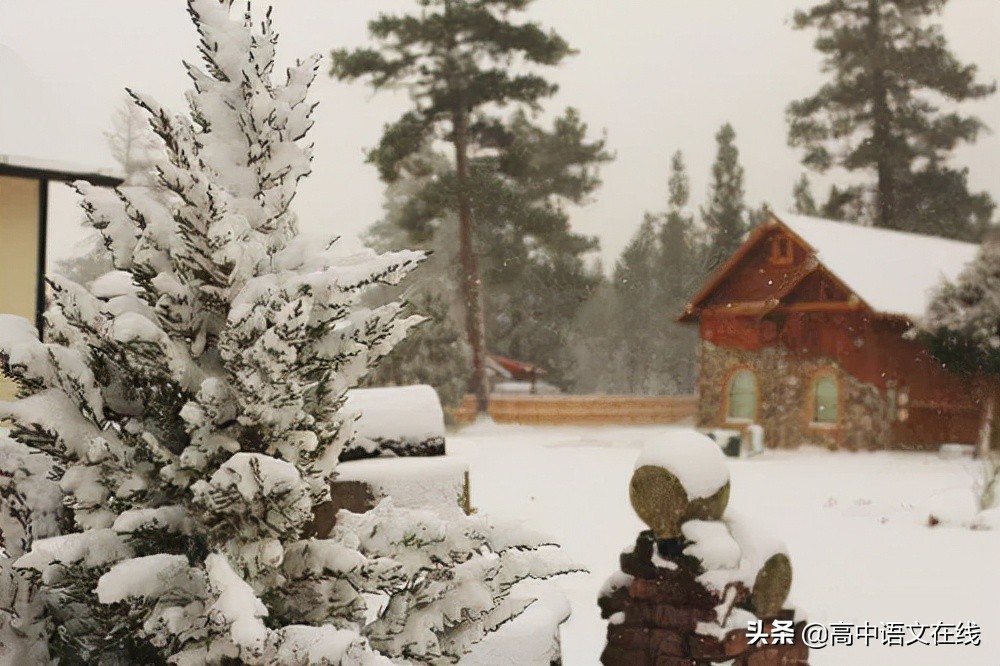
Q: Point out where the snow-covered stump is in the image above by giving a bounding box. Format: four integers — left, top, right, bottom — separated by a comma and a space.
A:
309, 386, 464, 536
310, 457, 472, 537
598, 430, 808, 665
340, 385, 446, 460
334, 457, 470, 515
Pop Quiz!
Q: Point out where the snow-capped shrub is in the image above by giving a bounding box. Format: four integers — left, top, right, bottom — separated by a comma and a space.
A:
335, 500, 579, 662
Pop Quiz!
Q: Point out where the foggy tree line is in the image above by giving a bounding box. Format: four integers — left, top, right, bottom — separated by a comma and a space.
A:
62, 0, 999, 405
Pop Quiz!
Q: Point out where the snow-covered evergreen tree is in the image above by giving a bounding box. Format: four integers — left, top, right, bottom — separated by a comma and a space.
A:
55, 97, 167, 287
0, 2, 574, 663
920, 240, 1000, 457
701, 123, 747, 272
0, 426, 64, 664
336, 501, 574, 663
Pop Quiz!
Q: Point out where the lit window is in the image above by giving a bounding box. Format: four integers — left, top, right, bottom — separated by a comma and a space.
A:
727, 369, 757, 421
813, 374, 839, 424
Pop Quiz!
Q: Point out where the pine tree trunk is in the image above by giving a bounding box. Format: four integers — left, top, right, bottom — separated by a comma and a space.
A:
868, 0, 896, 230
978, 381, 996, 459
452, 103, 490, 414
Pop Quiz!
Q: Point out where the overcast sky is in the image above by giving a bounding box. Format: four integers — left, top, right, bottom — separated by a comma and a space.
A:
2, 0, 999, 270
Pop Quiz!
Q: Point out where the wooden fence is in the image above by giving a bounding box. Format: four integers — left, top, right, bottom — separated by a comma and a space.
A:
450, 394, 698, 426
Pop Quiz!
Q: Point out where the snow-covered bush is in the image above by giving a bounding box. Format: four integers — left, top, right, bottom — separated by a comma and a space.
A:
336, 500, 576, 663
0, 2, 574, 663
0, 431, 64, 663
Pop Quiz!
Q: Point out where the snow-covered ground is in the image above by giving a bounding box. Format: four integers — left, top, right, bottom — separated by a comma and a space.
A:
448, 422, 1000, 666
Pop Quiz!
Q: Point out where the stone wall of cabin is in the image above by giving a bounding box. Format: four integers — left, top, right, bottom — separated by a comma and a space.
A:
697, 341, 892, 450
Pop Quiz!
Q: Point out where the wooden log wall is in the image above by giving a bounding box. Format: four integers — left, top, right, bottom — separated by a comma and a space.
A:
450, 394, 698, 426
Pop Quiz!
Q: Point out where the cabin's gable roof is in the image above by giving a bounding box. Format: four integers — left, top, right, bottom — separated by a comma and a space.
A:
777, 213, 979, 319
682, 212, 980, 321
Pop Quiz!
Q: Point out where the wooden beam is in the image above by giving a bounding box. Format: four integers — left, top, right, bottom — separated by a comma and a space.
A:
908, 400, 980, 414
777, 301, 865, 313
35, 178, 48, 338
702, 301, 773, 316
0, 161, 122, 187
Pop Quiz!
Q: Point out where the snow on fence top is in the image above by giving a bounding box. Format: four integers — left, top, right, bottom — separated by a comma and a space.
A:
342, 385, 446, 460
778, 212, 980, 320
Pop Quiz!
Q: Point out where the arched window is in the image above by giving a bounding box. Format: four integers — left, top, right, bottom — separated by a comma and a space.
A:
726, 369, 757, 421
813, 374, 839, 424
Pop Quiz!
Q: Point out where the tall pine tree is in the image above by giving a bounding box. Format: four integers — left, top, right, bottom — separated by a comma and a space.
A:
791, 174, 819, 216
658, 152, 700, 390
610, 215, 663, 393
361, 147, 472, 411
660, 152, 696, 301
0, 2, 573, 662
331, 0, 580, 412
788, 0, 996, 239
702, 123, 747, 272
363, 108, 610, 390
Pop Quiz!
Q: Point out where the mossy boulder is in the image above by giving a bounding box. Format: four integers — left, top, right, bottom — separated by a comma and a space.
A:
629, 430, 730, 539
629, 465, 730, 539
750, 552, 793, 618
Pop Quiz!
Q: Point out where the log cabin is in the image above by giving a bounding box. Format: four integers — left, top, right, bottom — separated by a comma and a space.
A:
679, 212, 984, 450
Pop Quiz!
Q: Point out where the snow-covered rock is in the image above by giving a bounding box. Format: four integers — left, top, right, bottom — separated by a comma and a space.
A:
634, 429, 729, 499
694, 511, 789, 595
682, 520, 741, 570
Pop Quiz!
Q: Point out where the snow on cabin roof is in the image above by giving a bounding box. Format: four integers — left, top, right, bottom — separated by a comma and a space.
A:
0, 153, 121, 184
776, 212, 980, 320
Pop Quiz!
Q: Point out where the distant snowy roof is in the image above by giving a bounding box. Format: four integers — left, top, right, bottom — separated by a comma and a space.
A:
0, 44, 116, 177
777, 212, 980, 320
0, 153, 121, 184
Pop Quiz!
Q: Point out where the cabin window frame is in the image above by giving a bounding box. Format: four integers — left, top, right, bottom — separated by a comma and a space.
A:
725, 367, 759, 423
770, 234, 794, 266
809, 369, 841, 427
